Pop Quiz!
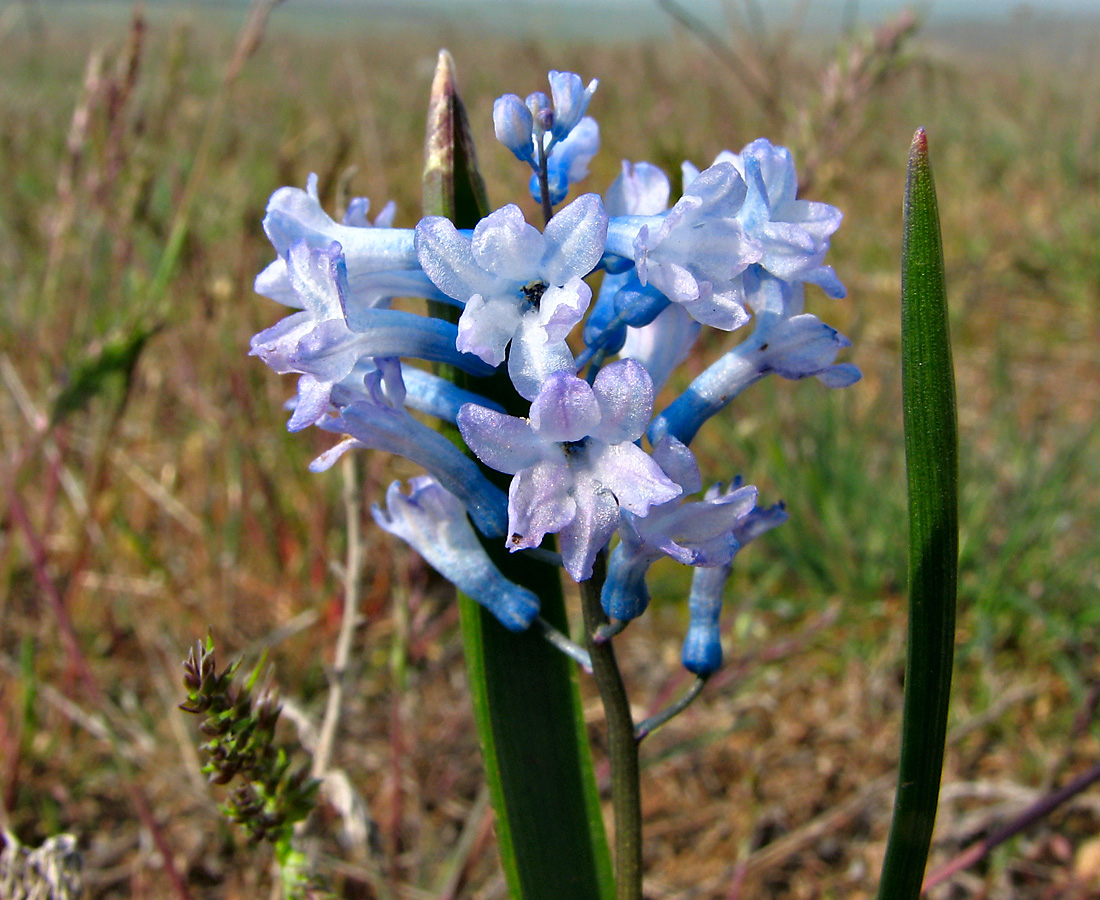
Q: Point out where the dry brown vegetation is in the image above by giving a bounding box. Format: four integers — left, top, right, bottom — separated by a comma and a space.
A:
1, 3, 1099, 898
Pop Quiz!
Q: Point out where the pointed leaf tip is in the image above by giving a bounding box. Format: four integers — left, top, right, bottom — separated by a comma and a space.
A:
431, 49, 456, 102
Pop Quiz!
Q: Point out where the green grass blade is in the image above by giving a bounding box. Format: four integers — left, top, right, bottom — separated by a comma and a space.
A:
50, 322, 160, 427
876, 128, 959, 900
422, 50, 613, 900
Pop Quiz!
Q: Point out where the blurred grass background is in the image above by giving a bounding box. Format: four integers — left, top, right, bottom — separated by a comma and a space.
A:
1, 1, 1099, 897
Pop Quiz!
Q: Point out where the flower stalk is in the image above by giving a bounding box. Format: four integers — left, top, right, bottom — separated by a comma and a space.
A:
581, 552, 642, 900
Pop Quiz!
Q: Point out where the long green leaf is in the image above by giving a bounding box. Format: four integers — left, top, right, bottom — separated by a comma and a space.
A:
422, 50, 613, 900
876, 128, 958, 900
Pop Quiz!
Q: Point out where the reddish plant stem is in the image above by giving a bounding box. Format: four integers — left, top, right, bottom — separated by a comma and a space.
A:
922, 762, 1100, 894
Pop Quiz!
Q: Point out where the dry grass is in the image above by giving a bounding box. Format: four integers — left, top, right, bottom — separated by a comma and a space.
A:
1, 3, 1099, 898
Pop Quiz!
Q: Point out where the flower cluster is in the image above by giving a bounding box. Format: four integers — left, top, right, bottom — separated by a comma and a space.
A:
251, 70, 858, 674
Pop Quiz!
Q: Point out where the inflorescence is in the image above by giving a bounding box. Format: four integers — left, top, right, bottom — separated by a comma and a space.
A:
249, 68, 859, 677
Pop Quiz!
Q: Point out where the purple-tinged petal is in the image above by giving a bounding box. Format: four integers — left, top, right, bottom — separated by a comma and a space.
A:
250, 310, 314, 374
557, 468, 620, 581
507, 459, 576, 552
587, 441, 680, 516
309, 437, 362, 472
650, 436, 702, 495
291, 319, 363, 382
529, 372, 600, 442
589, 359, 653, 444
287, 374, 333, 432
457, 403, 547, 474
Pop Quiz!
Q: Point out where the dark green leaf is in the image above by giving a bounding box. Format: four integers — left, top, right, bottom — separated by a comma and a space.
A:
876, 128, 959, 900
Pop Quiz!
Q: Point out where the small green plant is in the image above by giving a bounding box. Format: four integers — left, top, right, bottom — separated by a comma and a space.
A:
180, 635, 324, 899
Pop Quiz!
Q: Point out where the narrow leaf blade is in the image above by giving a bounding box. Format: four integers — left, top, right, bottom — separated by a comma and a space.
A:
876, 128, 959, 900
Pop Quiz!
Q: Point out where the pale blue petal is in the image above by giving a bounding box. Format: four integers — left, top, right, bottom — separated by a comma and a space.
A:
619, 305, 701, 392
472, 205, 545, 280
605, 161, 670, 217
373, 477, 539, 631
493, 94, 536, 164
816, 363, 862, 388
296, 307, 495, 377
263, 183, 417, 271
456, 294, 525, 367
650, 436, 702, 494
537, 277, 591, 341
762, 314, 851, 380
740, 138, 798, 206
587, 441, 680, 516
677, 281, 751, 332
255, 258, 300, 307
590, 359, 653, 444
341, 271, 455, 328
540, 193, 608, 284
537, 117, 600, 205
508, 459, 577, 552
286, 240, 347, 320
415, 216, 500, 301
548, 71, 597, 143
507, 316, 577, 402
321, 401, 508, 537
401, 367, 504, 422
557, 466, 620, 581
799, 265, 847, 299
457, 403, 548, 474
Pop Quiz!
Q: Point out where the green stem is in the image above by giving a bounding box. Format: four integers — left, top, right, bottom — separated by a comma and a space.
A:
580, 553, 642, 900
635, 676, 708, 741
